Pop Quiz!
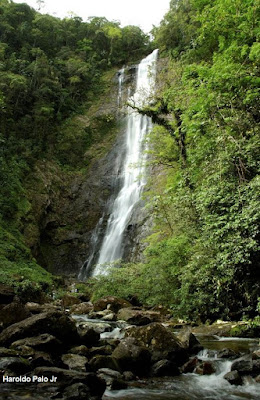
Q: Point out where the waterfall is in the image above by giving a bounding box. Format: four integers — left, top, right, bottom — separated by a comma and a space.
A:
80, 49, 158, 279
117, 67, 124, 107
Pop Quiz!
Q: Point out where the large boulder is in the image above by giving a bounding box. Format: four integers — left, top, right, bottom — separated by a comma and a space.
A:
0, 284, 15, 304
25, 302, 60, 314
112, 337, 151, 376
177, 327, 203, 354
33, 367, 106, 397
0, 357, 31, 374
127, 323, 187, 364
151, 359, 180, 377
117, 308, 161, 326
0, 310, 79, 347
10, 333, 62, 354
0, 301, 31, 327
224, 370, 243, 385
77, 326, 100, 347
231, 355, 253, 374
93, 296, 132, 313
61, 382, 92, 400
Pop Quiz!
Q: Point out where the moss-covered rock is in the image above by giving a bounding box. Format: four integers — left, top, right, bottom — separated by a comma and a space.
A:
126, 323, 184, 363
0, 311, 79, 347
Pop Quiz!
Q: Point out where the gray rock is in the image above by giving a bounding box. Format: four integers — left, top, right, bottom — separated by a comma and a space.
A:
0, 310, 79, 347
11, 333, 62, 353
78, 320, 111, 334
224, 370, 243, 385
97, 368, 127, 390
231, 355, 253, 374
117, 308, 161, 326
217, 348, 238, 359
25, 302, 45, 313
78, 326, 100, 347
97, 368, 122, 379
61, 383, 91, 400
25, 302, 60, 314
90, 310, 114, 319
69, 345, 89, 357
89, 355, 120, 372
177, 327, 203, 354
151, 359, 180, 377
102, 313, 117, 321
62, 354, 88, 372
0, 301, 31, 327
33, 367, 106, 397
88, 345, 113, 357
70, 303, 93, 315
0, 357, 31, 374
122, 371, 136, 381
127, 323, 186, 364
112, 337, 151, 376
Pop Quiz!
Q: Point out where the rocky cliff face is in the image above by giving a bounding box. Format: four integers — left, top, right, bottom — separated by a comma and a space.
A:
22, 64, 150, 277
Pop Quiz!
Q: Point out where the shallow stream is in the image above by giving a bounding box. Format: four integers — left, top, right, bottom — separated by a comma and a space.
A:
103, 334, 260, 400
1, 315, 259, 399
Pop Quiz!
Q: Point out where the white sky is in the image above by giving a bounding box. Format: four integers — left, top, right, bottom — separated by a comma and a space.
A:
14, 0, 170, 33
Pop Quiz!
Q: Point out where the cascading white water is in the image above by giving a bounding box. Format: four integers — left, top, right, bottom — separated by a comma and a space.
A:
117, 67, 124, 107
92, 49, 158, 276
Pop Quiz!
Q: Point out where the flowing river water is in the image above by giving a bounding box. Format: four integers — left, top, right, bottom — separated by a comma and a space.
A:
72, 315, 260, 400
1, 314, 259, 399
103, 334, 260, 400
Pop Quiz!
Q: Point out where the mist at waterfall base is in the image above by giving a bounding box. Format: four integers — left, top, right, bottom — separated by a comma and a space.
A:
79, 50, 158, 279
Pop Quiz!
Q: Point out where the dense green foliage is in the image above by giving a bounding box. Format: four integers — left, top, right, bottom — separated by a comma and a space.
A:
0, 225, 54, 299
92, 0, 260, 321
0, 0, 259, 322
0, 0, 149, 285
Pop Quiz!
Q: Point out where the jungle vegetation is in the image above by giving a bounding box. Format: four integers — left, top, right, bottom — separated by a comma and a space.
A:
0, 0, 259, 321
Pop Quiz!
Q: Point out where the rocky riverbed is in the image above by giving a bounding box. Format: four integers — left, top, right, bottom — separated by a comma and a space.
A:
0, 285, 260, 399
